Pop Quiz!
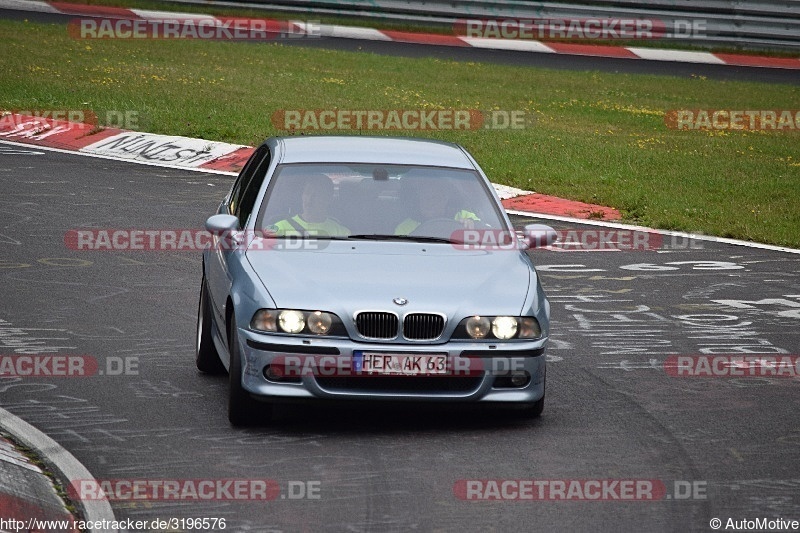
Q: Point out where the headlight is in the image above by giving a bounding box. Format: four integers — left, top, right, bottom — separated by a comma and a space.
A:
519, 317, 542, 339
307, 311, 333, 334
250, 309, 344, 336
278, 310, 305, 334
492, 316, 518, 340
465, 316, 491, 339
455, 316, 542, 340
250, 309, 278, 332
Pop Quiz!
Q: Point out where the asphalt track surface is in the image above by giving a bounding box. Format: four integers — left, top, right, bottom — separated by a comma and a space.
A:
1, 147, 799, 531
1, 7, 799, 85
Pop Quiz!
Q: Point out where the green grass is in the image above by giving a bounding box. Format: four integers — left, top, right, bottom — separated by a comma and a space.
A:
1, 18, 798, 246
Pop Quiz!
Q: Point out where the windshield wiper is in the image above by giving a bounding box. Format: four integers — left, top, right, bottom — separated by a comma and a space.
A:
347, 234, 459, 244
305, 235, 350, 240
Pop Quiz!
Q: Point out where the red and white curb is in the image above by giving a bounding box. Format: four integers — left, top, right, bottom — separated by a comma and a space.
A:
0, 112, 623, 220
1, 0, 798, 70
0, 407, 118, 533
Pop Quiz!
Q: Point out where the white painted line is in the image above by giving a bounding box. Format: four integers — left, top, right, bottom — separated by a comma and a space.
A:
0, 440, 44, 473
626, 47, 726, 64
0, 407, 118, 533
0, 140, 238, 176
506, 209, 800, 255
80, 132, 247, 168
291, 20, 316, 35
494, 183, 533, 200
0, 449, 43, 472
0, 0, 58, 13
130, 9, 220, 21
461, 37, 556, 53
322, 25, 392, 41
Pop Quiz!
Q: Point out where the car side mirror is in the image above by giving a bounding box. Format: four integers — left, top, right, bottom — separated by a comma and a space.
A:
523, 224, 557, 248
205, 214, 240, 234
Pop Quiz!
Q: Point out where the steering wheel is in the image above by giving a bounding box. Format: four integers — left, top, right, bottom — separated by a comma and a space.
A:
409, 218, 464, 237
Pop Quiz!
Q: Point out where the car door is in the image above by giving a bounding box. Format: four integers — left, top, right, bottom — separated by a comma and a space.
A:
206, 145, 272, 330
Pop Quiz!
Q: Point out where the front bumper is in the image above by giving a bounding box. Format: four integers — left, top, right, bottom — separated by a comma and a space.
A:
237, 328, 546, 404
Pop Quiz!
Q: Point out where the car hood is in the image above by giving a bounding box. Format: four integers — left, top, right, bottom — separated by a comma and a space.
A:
246, 240, 533, 318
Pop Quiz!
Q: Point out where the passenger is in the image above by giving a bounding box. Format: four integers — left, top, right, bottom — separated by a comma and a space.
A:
395, 178, 479, 235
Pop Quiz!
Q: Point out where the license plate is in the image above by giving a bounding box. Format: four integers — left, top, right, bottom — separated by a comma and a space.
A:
353, 351, 448, 376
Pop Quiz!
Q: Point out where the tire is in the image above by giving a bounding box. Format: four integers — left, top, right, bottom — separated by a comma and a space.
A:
519, 376, 545, 418
196, 276, 226, 374
228, 313, 272, 426
522, 394, 545, 418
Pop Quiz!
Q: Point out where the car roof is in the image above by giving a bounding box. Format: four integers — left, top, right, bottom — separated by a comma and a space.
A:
271, 136, 475, 169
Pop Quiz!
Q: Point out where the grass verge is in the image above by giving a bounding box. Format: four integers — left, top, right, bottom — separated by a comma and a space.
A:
1, 18, 798, 246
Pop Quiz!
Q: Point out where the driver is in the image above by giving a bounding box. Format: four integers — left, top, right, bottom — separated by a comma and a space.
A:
394, 178, 479, 235
267, 174, 350, 237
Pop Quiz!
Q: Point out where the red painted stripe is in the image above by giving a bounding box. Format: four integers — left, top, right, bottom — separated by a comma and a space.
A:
49, 2, 140, 18
714, 53, 800, 70
0, 114, 122, 150
545, 42, 638, 58
0, 491, 78, 531
199, 146, 255, 173
503, 193, 621, 220
381, 30, 469, 47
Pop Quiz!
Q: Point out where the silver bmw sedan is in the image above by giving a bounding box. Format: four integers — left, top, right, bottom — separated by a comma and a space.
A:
196, 136, 555, 425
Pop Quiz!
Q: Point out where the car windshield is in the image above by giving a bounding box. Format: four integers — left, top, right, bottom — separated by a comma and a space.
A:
257, 163, 511, 242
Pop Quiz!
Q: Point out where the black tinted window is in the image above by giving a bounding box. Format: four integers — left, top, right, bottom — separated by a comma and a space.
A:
229, 147, 271, 226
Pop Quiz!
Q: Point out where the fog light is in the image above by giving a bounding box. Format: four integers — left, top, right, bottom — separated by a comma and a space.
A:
510, 371, 529, 387
263, 364, 282, 381
263, 364, 302, 384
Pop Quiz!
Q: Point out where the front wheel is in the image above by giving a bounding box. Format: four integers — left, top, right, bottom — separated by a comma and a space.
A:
196, 276, 225, 374
228, 313, 272, 426
519, 376, 545, 419
521, 393, 545, 418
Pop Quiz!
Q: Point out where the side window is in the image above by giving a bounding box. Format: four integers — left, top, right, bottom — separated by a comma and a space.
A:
228, 147, 271, 227
228, 147, 267, 217
235, 149, 272, 228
